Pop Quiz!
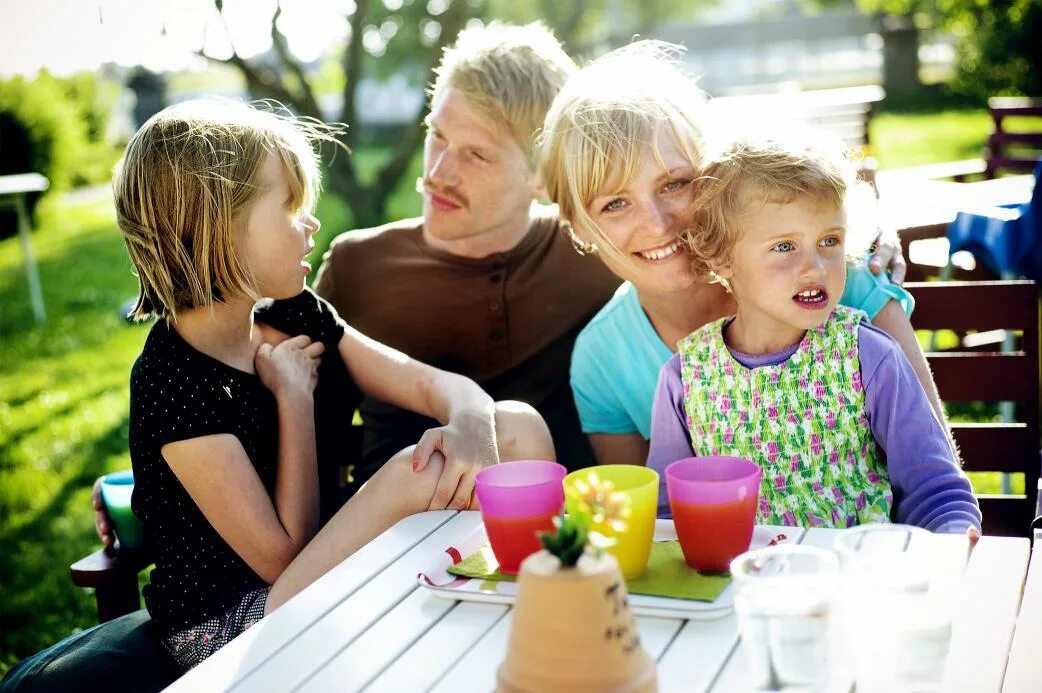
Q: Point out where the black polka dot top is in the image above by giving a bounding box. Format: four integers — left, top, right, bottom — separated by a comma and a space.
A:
130, 289, 360, 635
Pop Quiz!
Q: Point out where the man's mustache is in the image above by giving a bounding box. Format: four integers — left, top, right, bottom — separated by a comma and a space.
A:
417, 177, 468, 208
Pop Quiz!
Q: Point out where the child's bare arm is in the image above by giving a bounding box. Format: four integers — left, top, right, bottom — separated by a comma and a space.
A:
336, 324, 498, 511
162, 335, 324, 583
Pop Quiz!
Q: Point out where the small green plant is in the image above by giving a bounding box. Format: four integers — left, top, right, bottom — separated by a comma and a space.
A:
539, 472, 631, 567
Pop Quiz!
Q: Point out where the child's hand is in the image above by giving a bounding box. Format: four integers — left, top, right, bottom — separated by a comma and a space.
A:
967, 525, 981, 557
91, 477, 115, 549
413, 411, 499, 511
255, 335, 325, 400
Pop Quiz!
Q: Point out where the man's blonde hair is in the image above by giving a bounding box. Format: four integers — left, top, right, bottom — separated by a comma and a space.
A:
430, 21, 575, 166
539, 41, 708, 259
683, 127, 856, 280
114, 99, 333, 321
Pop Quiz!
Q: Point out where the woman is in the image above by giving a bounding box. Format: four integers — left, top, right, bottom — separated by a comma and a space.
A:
539, 41, 943, 465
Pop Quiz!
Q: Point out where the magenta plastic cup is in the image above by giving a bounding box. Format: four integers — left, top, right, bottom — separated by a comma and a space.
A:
665, 456, 763, 571
474, 460, 567, 574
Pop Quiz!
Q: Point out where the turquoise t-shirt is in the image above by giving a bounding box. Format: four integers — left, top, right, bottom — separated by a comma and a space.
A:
569, 262, 914, 440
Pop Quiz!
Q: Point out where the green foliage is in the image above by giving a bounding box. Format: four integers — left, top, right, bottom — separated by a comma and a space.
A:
539, 513, 588, 566
0, 192, 147, 675
853, 0, 1042, 99
0, 71, 121, 192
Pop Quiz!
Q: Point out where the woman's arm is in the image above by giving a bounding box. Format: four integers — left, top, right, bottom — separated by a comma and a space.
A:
589, 433, 650, 466
337, 325, 499, 511
871, 300, 947, 426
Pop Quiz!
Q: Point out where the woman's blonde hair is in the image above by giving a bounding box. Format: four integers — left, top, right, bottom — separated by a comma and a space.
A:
539, 40, 708, 259
114, 99, 339, 321
683, 126, 858, 281
431, 21, 575, 167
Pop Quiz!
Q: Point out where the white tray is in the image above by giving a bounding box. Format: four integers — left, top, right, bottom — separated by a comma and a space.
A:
417, 520, 798, 619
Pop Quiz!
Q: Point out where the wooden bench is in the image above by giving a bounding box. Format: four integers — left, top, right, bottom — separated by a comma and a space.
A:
905, 280, 1041, 537
986, 97, 1042, 178
710, 85, 885, 152
71, 425, 365, 623
877, 96, 1042, 184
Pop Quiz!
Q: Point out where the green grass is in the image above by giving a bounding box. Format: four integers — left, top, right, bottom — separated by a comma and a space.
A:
871, 110, 992, 169
0, 192, 149, 674
872, 111, 1042, 170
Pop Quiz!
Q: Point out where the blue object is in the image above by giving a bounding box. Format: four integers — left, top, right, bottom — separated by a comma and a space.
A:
947, 161, 1042, 279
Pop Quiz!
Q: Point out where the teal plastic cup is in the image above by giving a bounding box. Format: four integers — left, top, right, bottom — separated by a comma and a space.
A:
100, 470, 145, 550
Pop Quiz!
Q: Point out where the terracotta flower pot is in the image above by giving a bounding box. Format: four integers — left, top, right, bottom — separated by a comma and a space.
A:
497, 549, 658, 692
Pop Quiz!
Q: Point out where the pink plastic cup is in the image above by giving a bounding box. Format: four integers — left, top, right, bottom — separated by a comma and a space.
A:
665, 456, 763, 572
474, 460, 567, 574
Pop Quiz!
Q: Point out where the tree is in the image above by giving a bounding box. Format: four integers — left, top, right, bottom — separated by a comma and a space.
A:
853, 0, 1042, 101
206, 0, 475, 228
207, 0, 713, 228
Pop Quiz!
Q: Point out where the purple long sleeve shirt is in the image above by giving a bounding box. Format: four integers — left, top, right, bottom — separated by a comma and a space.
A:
648, 321, 982, 534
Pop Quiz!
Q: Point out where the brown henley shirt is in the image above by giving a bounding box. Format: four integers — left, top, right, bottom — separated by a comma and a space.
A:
312, 211, 620, 484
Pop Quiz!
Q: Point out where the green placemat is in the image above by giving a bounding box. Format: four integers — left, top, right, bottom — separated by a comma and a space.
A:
446, 541, 730, 602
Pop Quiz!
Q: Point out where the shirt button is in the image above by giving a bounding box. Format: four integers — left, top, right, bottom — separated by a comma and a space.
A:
490, 300, 501, 312
490, 327, 505, 341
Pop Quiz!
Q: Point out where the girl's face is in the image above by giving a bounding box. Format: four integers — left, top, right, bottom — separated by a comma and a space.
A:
579, 130, 700, 296
717, 196, 847, 352
241, 153, 320, 300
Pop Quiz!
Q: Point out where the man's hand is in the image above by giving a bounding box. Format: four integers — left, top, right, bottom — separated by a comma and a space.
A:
92, 477, 115, 549
413, 411, 499, 511
868, 227, 907, 285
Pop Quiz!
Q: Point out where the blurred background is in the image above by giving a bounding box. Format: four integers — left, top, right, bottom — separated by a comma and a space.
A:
0, 0, 1039, 674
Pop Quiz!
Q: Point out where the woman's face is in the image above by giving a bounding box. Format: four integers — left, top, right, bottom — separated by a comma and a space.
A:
578, 130, 700, 296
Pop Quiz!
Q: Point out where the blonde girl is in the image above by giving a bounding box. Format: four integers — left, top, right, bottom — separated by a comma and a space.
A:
114, 99, 552, 670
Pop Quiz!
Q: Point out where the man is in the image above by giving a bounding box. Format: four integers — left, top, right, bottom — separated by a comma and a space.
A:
312, 21, 620, 493
0, 22, 618, 692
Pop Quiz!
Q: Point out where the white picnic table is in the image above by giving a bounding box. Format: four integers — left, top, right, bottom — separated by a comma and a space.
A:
0, 173, 49, 322
166, 511, 1037, 692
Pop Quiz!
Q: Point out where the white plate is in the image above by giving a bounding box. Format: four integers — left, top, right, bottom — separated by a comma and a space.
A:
417, 520, 800, 619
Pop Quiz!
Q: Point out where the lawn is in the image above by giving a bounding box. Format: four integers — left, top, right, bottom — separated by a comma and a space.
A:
0, 107, 1024, 674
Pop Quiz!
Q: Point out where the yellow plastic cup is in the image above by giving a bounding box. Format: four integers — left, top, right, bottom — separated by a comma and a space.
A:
563, 465, 659, 580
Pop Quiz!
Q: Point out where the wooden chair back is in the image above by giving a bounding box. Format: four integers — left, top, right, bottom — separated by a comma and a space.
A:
905, 280, 1041, 536
987, 97, 1042, 179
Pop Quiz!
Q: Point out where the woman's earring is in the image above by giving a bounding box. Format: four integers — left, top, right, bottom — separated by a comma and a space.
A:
567, 229, 599, 256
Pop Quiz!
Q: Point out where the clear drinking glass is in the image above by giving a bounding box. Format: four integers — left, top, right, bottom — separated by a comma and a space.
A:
833, 524, 953, 693
730, 545, 840, 691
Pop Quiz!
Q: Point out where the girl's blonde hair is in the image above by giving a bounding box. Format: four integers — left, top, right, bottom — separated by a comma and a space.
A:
539, 40, 708, 259
683, 127, 859, 281
114, 99, 339, 321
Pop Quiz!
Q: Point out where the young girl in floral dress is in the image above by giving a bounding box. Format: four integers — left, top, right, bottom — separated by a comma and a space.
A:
646, 127, 981, 533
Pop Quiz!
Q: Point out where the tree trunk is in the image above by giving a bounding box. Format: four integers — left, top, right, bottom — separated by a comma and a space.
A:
880, 13, 922, 103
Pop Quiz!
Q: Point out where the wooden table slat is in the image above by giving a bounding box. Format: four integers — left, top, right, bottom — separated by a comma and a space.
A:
228, 512, 482, 692
659, 615, 740, 693
164, 510, 457, 693
429, 611, 513, 692
634, 615, 685, 661
299, 588, 457, 692
364, 601, 508, 693
1001, 546, 1042, 692
945, 536, 1030, 693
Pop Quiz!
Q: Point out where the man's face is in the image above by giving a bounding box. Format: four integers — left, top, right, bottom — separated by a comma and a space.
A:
421, 87, 540, 247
